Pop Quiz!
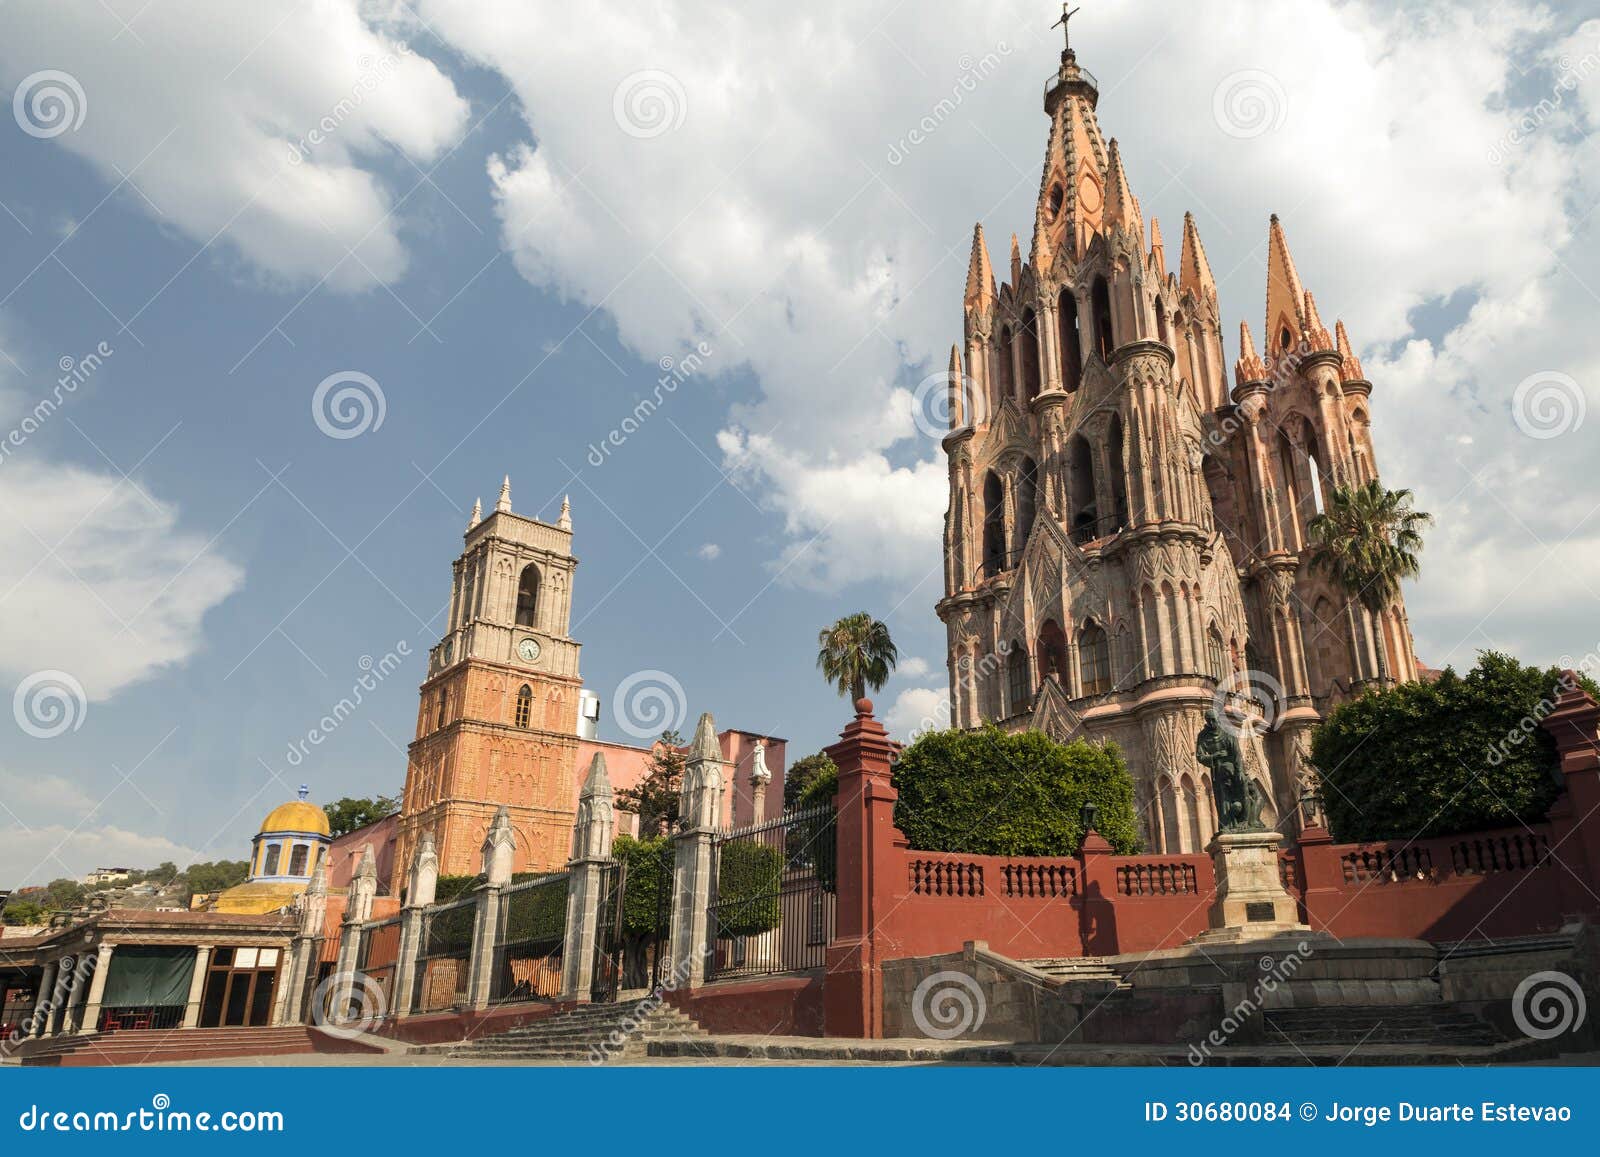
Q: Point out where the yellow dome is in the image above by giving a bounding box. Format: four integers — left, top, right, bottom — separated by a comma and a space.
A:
259, 799, 331, 837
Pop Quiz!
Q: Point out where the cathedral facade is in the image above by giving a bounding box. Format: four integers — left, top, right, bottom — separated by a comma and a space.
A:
935, 41, 1418, 854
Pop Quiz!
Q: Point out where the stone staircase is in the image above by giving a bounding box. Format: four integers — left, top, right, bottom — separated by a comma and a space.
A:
1023, 957, 1130, 989
432, 1001, 710, 1062
1261, 1003, 1507, 1048
18, 1026, 381, 1067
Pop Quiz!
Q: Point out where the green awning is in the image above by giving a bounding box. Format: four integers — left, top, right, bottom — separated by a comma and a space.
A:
100, 946, 196, 1007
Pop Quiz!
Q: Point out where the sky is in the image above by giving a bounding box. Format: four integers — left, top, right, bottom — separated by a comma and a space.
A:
0, 0, 1596, 888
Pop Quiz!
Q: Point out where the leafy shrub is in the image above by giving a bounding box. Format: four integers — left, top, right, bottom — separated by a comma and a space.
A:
714, 840, 782, 938
612, 834, 673, 937
1312, 651, 1600, 842
891, 725, 1141, 855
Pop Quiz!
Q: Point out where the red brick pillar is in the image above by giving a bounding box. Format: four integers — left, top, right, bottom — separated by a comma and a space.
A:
1077, 828, 1117, 956
1543, 675, 1600, 918
1293, 823, 1339, 933
823, 697, 896, 1038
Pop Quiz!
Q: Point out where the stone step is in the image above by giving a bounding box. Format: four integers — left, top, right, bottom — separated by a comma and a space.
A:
1262, 1003, 1508, 1048
430, 1001, 709, 1060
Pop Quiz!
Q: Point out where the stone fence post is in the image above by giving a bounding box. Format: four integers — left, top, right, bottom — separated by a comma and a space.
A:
328, 844, 377, 1025
822, 697, 896, 1039
561, 752, 617, 1000
465, 807, 515, 1009
1076, 827, 1116, 956
75, 943, 115, 1036
281, 862, 329, 1025
391, 833, 438, 1019
669, 712, 723, 987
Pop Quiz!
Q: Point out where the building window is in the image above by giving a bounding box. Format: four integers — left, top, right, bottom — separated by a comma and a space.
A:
1206, 627, 1227, 681
261, 843, 281, 877
435, 688, 449, 731
515, 684, 532, 729
1079, 623, 1112, 697
1006, 643, 1030, 715
1058, 289, 1082, 392
515, 564, 540, 627
1020, 308, 1042, 401
287, 844, 309, 877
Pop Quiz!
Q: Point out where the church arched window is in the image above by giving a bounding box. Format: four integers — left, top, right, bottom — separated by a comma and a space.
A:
1016, 457, 1038, 550
1068, 436, 1098, 543
1020, 308, 1042, 401
982, 471, 1006, 576
1037, 620, 1069, 686
1155, 298, 1169, 346
1091, 277, 1114, 360
516, 564, 540, 627
515, 684, 532, 729
435, 688, 448, 731
1058, 289, 1083, 392
288, 843, 309, 878
1006, 642, 1030, 716
1079, 621, 1112, 696
1206, 625, 1226, 681
262, 843, 281, 878
997, 326, 1016, 402
1106, 414, 1129, 531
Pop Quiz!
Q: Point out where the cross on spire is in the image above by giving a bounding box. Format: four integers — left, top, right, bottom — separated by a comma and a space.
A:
1052, 3, 1081, 52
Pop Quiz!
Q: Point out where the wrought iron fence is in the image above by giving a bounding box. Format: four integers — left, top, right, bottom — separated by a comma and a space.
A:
706, 803, 836, 982
412, 895, 476, 1013
357, 915, 402, 1014
491, 873, 568, 1004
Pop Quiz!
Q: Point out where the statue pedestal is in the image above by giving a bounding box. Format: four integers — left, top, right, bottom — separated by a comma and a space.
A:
1196, 830, 1310, 944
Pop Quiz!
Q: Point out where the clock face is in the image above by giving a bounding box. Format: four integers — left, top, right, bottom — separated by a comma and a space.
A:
517, 637, 542, 663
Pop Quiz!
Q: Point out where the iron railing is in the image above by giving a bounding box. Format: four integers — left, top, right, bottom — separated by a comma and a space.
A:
97, 1005, 185, 1032
705, 804, 837, 983
492, 874, 568, 1003
412, 895, 476, 1013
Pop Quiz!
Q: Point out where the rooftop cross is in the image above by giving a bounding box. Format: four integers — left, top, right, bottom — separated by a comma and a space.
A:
1051, 3, 1081, 52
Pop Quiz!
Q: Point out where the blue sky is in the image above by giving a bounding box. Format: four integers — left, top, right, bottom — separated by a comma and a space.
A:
0, 1, 1596, 886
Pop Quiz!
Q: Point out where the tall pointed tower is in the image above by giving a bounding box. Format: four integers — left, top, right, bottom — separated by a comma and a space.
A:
395, 479, 584, 880
935, 25, 1415, 853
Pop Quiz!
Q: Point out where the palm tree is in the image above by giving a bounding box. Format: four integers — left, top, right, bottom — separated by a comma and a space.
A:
1305, 480, 1431, 680
816, 613, 898, 703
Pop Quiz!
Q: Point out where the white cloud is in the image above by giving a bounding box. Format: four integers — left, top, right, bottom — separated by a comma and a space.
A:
896, 656, 932, 679
0, 823, 202, 889
884, 685, 951, 743
418, 0, 1600, 665
697, 542, 722, 560
0, 1, 470, 290
0, 458, 244, 699
0, 771, 97, 821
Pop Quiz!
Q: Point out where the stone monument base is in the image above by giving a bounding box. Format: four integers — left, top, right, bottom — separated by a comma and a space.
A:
1195, 829, 1308, 943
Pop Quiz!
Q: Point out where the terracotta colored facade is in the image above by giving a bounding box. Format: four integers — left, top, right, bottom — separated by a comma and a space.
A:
937, 41, 1416, 854
396, 482, 583, 880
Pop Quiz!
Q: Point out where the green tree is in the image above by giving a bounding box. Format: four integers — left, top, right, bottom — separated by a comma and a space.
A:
42, 878, 85, 910
323, 795, 400, 838
615, 730, 686, 835
783, 752, 838, 810
182, 860, 249, 897
890, 725, 1142, 856
816, 613, 897, 703
1306, 481, 1432, 680
1312, 651, 1600, 842
2, 899, 45, 925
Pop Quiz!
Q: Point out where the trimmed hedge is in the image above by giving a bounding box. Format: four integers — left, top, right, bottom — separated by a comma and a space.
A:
612, 834, 673, 938
1312, 651, 1600, 842
714, 840, 783, 938
891, 725, 1142, 855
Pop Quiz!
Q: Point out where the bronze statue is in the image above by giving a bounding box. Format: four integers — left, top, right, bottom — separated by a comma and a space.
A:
1196, 709, 1267, 834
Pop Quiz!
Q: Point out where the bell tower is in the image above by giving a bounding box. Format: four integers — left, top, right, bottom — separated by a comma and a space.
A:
396, 477, 583, 881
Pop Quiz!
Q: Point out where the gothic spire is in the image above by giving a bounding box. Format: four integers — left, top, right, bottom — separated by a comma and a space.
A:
963, 223, 995, 309
1235, 320, 1267, 386
948, 344, 965, 427
1009, 232, 1023, 290
558, 494, 572, 531
1149, 217, 1166, 278
1179, 212, 1216, 304
1336, 319, 1364, 381
496, 474, 512, 514
1302, 290, 1333, 352
1103, 139, 1140, 235
1264, 214, 1308, 357
467, 496, 482, 530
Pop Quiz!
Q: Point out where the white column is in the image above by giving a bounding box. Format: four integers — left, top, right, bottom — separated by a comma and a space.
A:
181, 946, 212, 1029
28, 959, 58, 1039
59, 953, 91, 1035
75, 943, 115, 1035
